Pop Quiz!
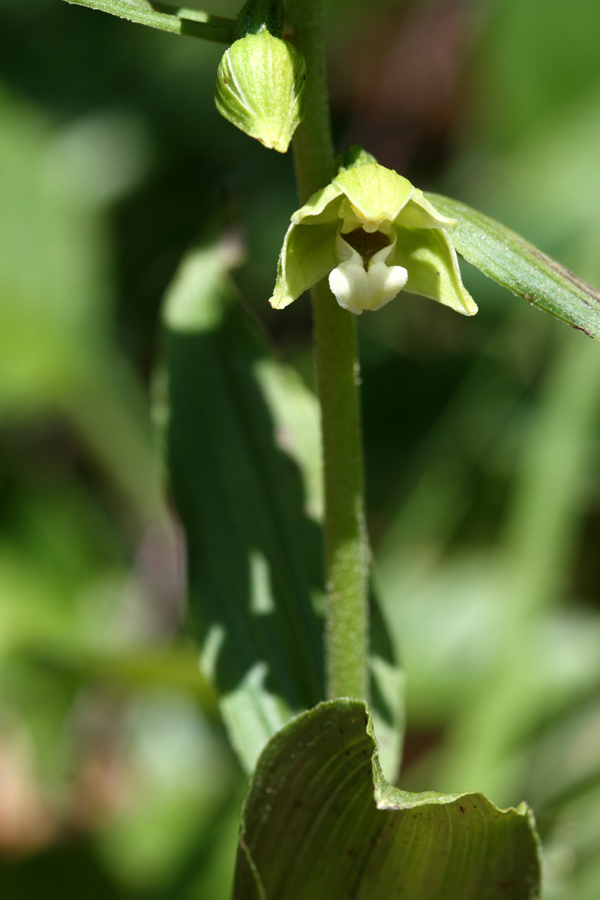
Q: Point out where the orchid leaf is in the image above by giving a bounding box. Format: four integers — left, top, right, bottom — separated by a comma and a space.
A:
234, 699, 541, 900
163, 241, 403, 779
427, 193, 600, 339
163, 240, 325, 773
62, 0, 234, 43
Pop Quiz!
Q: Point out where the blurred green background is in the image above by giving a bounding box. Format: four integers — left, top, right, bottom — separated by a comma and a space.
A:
1, 0, 599, 897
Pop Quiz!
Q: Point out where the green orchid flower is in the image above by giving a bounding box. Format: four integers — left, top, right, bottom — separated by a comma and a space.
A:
270, 157, 477, 316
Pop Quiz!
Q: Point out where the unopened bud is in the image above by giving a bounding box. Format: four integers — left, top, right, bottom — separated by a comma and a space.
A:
215, 29, 306, 153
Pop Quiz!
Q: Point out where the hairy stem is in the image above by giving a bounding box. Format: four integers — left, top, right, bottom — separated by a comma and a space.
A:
289, 0, 369, 700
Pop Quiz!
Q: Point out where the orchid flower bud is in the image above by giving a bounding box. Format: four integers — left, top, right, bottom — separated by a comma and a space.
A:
215, 0, 305, 153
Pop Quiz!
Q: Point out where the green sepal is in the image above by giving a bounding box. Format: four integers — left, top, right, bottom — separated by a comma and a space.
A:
333, 162, 415, 226
335, 144, 378, 172
392, 224, 478, 316
290, 162, 455, 232
398, 189, 457, 230
291, 182, 344, 225
215, 30, 306, 153
270, 220, 338, 309
331, 159, 454, 230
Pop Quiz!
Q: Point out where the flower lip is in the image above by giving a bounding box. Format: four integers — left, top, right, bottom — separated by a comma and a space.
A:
342, 227, 392, 265
329, 232, 408, 315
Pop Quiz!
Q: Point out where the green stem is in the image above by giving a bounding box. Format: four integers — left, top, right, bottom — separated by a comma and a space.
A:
289, 0, 369, 701
63, 0, 235, 44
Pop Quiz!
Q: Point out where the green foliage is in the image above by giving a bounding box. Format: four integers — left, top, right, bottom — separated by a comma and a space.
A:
164, 241, 326, 771
2, 0, 600, 898
427, 193, 600, 340
235, 700, 540, 900
163, 240, 403, 778
62, 0, 235, 42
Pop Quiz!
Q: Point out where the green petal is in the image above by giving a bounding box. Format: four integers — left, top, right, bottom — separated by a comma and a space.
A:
392, 224, 478, 316
270, 221, 338, 309
397, 188, 457, 230
333, 162, 414, 223
291, 182, 343, 226
335, 144, 378, 172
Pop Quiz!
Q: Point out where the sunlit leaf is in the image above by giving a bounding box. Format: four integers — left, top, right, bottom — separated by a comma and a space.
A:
234, 699, 541, 900
163, 241, 403, 777
164, 240, 325, 772
62, 0, 234, 42
427, 193, 600, 339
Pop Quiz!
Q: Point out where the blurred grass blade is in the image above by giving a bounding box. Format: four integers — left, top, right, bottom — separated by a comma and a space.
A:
21, 642, 218, 713
234, 699, 541, 900
163, 239, 326, 772
427, 193, 600, 339
436, 329, 600, 801
63, 0, 234, 43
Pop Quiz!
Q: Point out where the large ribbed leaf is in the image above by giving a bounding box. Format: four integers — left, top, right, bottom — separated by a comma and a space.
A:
234, 699, 541, 900
427, 192, 600, 339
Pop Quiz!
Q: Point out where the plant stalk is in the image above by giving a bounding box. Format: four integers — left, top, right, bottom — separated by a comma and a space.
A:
289, 0, 369, 701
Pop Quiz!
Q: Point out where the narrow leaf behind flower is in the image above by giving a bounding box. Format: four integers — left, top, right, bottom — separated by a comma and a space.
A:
163, 240, 325, 772
427, 193, 600, 339
162, 240, 403, 778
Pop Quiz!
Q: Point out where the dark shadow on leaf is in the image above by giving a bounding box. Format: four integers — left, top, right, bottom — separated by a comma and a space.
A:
166, 277, 325, 739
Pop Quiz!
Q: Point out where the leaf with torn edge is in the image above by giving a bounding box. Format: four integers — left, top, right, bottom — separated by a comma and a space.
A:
234, 699, 541, 900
